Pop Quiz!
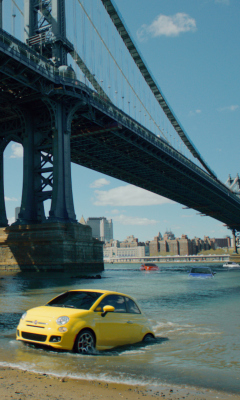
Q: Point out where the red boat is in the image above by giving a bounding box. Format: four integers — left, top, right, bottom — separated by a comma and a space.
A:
140, 263, 159, 271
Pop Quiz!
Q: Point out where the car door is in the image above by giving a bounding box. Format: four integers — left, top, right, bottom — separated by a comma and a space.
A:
93, 294, 131, 348
124, 296, 144, 343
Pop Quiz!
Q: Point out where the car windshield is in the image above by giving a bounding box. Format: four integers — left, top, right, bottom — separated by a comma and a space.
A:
190, 268, 211, 274
47, 291, 102, 310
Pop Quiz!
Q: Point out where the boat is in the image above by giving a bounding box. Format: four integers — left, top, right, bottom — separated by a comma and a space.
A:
223, 262, 240, 268
140, 263, 159, 271
188, 266, 215, 278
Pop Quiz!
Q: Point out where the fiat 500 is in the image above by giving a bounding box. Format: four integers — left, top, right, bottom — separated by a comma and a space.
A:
16, 289, 155, 353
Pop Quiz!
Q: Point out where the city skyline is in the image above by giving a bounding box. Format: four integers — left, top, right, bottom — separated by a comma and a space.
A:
3, 0, 240, 242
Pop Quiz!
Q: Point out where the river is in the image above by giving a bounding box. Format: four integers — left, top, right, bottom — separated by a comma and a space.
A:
0, 263, 239, 394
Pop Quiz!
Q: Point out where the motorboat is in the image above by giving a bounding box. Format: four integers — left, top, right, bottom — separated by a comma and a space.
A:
223, 262, 240, 268
140, 263, 159, 271
188, 266, 215, 278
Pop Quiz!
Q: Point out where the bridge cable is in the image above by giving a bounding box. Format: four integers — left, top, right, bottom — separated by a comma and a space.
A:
76, 0, 168, 142
100, 0, 217, 178
12, 0, 23, 17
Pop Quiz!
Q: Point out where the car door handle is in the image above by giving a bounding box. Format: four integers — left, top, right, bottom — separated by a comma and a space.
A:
127, 321, 134, 324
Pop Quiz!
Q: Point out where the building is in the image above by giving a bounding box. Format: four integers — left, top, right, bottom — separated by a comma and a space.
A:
104, 235, 145, 259
15, 207, 20, 221
211, 237, 231, 248
149, 231, 232, 257
86, 217, 113, 243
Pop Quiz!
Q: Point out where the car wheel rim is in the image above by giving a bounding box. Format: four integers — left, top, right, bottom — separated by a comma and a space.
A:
77, 332, 94, 353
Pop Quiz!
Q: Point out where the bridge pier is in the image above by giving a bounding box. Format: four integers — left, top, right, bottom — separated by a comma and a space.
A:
232, 229, 238, 254
48, 102, 76, 223
0, 101, 104, 272
0, 149, 8, 227
0, 223, 103, 272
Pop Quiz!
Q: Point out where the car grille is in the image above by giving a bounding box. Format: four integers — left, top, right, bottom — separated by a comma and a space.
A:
26, 320, 48, 327
21, 332, 47, 342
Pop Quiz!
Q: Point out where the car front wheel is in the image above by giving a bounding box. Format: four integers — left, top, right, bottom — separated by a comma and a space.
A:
74, 329, 95, 354
143, 333, 155, 342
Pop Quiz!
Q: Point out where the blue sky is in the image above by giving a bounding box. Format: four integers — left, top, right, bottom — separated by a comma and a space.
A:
3, 0, 240, 242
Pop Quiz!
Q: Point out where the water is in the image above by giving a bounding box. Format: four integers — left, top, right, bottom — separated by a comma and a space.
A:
0, 263, 240, 394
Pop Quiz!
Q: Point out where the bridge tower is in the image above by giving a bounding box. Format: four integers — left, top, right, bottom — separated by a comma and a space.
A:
0, 0, 103, 272
24, 0, 73, 66
0, 0, 2, 30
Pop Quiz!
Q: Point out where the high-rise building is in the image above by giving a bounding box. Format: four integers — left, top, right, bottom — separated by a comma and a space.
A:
86, 217, 113, 242
15, 207, 20, 221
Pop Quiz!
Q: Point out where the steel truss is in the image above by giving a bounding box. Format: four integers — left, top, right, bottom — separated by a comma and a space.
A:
0, 27, 240, 231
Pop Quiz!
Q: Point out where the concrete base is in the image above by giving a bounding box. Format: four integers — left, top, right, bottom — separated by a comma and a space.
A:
230, 253, 240, 263
0, 223, 104, 272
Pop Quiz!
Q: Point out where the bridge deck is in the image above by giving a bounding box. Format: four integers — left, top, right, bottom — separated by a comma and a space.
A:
0, 28, 240, 231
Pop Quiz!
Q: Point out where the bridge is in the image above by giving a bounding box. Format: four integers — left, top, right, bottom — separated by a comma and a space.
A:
0, 0, 239, 271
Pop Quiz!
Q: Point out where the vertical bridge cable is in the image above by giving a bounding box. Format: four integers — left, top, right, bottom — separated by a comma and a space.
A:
75, 0, 168, 142
100, 0, 217, 179
11, 0, 16, 36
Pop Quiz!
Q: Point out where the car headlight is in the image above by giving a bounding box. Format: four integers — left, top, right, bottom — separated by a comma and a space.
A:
56, 316, 69, 325
21, 312, 27, 320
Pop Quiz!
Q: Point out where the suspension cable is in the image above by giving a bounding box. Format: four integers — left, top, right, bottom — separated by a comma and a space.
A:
100, 0, 217, 178
12, 0, 23, 16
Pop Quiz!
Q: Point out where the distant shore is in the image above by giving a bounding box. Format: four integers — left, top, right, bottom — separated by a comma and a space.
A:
104, 259, 227, 264
0, 366, 240, 400
104, 254, 230, 264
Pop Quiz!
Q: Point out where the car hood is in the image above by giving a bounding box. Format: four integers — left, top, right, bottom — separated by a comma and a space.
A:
25, 306, 90, 319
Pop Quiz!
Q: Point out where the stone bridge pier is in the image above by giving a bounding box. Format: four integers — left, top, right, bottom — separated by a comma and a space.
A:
0, 99, 103, 272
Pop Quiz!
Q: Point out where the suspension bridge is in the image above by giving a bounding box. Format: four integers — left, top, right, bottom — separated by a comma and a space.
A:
0, 0, 239, 271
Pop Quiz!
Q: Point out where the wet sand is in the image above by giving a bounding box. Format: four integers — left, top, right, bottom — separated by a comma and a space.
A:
0, 366, 239, 400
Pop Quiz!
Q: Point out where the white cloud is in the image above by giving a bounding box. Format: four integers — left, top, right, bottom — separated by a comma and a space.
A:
5, 197, 18, 202
114, 214, 158, 226
137, 13, 196, 41
111, 209, 120, 215
93, 185, 173, 206
10, 143, 23, 158
218, 105, 239, 112
90, 178, 110, 188
189, 109, 202, 116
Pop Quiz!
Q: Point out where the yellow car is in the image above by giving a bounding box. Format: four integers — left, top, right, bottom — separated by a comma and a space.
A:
16, 289, 155, 353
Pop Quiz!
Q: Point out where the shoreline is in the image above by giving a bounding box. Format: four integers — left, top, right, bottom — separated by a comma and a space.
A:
0, 366, 240, 400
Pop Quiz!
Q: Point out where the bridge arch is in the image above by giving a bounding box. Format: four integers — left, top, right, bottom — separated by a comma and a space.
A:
0, 106, 25, 227
0, 140, 23, 227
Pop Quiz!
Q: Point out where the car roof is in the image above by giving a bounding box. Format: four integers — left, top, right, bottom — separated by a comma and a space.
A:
68, 289, 131, 297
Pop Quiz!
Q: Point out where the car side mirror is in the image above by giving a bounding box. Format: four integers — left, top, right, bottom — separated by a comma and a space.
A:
101, 305, 115, 317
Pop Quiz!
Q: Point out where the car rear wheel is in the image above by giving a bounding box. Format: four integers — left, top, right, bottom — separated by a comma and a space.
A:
143, 333, 155, 342
74, 329, 95, 354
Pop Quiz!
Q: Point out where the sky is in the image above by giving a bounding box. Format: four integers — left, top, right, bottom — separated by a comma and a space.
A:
2, 0, 240, 242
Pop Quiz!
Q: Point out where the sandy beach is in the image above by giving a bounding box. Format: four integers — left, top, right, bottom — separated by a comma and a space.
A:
0, 366, 239, 400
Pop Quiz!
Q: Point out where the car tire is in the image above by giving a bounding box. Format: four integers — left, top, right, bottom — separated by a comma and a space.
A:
143, 333, 155, 342
74, 329, 96, 354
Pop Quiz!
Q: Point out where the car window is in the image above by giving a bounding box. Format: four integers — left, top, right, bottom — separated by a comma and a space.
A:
47, 291, 102, 310
125, 297, 141, 314
191, 268, 211, 274
97, 295, 127, 313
